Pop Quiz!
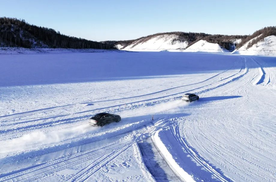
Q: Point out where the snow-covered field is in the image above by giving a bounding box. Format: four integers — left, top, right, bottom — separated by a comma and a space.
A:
0, 50, 276, 181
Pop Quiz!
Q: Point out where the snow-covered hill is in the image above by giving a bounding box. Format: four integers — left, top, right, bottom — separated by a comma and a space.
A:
116, 34, 189, 52
236, 35, 276, 56
1, 50, 276, 181
2, 17, 275, 56
117, 33, 276, 56
0, 18, 114, 49
185, 40, 225, 52
116, 32, 242, 53
117, 36, 225, 53
116, 28, 276, 56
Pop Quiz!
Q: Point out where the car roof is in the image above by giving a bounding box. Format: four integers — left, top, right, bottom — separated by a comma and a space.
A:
95, 112, 109, 116
185, 93, 196, 96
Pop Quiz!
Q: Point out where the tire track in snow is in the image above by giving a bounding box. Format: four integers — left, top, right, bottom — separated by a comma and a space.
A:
0, 63, 246, 137
250, 57, 270, 86
0, 73, 230, 137
89, 70, 231, 104
69, 142, 134, 182
0, 118, 168, 181
196, 57, 248, 95
0, 56, 247, 166
0, 63, 248, 145
171, 124, 232, 182
0, 117, 160, 159
0, 139, 131, 181
0, 66, 238, 125
70, 64, 247, 117
0, 121, 162, 181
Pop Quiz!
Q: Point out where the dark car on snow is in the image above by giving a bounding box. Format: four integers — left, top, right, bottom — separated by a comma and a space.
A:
181, 93, 199, 102
89, 113, 121, 126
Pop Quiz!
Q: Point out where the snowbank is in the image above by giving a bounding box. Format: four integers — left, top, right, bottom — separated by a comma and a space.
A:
152, 129, 195, 182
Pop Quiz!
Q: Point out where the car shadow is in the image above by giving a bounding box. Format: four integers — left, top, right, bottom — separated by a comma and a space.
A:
199, 95, 242, 102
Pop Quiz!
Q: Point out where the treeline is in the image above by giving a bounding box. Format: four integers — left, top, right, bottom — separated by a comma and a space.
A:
202, 34, 247, 51
0, 17, 114, 49
237, 26, 276, 49
2, 17, 273, 51
113, 32, 247, 51
178, 33, 246, 51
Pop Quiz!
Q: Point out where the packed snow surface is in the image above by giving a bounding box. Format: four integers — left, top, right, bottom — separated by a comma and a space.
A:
0, 50, 276, 181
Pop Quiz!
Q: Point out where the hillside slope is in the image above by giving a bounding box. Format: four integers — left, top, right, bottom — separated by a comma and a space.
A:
115, 27, 276, 55
185, 40, 225, 52
1, 17, 275, 55
0, 17, 114, 49
236, 27, 276, 56
116, 33, 189, 52
115, 32, 245, 52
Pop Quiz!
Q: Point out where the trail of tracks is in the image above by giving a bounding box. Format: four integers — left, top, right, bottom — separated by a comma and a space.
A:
148, 56, 274, 181
0, 141, 128, 181
171, 124, 231, 182
0, 57, 246, 180
2, 55, 274, 181
0, 59, 246, 139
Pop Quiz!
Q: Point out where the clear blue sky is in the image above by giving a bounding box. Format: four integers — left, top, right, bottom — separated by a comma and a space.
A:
1, 0, 275, 41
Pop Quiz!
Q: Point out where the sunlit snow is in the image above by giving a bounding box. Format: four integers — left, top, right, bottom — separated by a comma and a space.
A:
0, 49, 276, 181
237, 35, 276, 56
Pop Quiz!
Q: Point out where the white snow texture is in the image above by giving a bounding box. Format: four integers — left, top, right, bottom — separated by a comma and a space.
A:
0, 46, 276, 181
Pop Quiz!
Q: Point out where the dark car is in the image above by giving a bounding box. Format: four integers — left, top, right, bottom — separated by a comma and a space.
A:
181, 93, 199, 102
89, 112, 121, 126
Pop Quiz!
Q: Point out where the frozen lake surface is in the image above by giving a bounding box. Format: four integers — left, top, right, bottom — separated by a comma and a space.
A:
0, 50, 276, 181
